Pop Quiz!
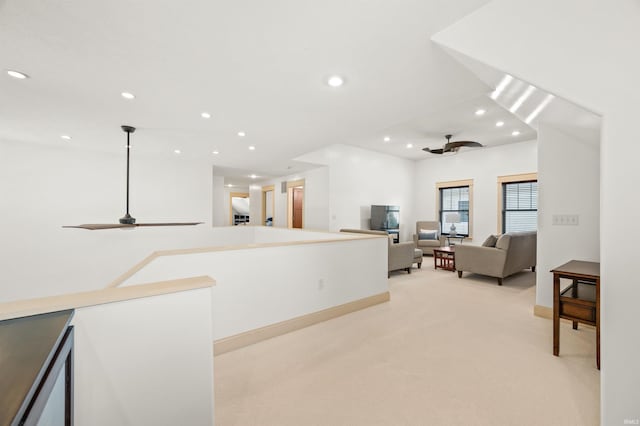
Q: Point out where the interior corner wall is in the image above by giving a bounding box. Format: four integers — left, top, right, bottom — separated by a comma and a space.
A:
431, 0, 640, 421
211, 174, 225, 227
536, 124, 599, 308
0, 139, 213, 302
414, 140, 537, 241
248, 185, 262, 225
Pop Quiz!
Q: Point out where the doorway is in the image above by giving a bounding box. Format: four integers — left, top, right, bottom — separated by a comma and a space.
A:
262, 185, 275, 226
229, 192, 250, 225
286, 179, 304, 229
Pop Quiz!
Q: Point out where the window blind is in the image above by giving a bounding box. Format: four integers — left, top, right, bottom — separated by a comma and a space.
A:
503, 181, 537, 233
440, 186, 470, 235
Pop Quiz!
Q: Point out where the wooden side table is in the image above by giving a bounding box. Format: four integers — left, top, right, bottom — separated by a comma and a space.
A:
446, 235, 465, 246
433, 246, 455, 271
550, 260, 600, 369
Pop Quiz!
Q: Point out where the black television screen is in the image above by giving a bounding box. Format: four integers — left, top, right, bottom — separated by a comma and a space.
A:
370, 205, 399, 230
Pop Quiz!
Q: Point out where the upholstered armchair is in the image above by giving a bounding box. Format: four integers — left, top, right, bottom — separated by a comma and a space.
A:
412, 221, 444, 256
340, 229, 415, 277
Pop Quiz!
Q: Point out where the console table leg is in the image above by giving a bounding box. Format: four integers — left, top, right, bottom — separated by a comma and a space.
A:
596, 277, 600, 370
553, 273, 560, 356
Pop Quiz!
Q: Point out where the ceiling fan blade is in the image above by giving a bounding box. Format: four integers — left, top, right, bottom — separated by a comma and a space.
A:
135, 222, 203, 227
444, 141, 483, 150
63, 224, 136, 230
422, 147, 444, 154
63, 222, 203, 230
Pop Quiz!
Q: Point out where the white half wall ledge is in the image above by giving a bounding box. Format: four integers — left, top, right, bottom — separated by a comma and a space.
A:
117, 227, 389, 343
0, 276, 215, 322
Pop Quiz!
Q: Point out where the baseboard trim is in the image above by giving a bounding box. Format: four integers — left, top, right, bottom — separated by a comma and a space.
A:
214, 291, 391, 355
534, 304, 553, 319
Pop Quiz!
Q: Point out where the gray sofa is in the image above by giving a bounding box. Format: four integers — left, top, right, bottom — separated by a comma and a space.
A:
413, 221, 444, 256
455, 231, 536, 285
340, 229, 417, 277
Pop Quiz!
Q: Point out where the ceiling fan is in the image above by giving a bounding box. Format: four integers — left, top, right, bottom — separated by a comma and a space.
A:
422, 134, 483, 154
64, 125, 203, 230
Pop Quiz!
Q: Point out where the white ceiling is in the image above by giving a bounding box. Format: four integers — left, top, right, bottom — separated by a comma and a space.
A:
0, 0, 546, 181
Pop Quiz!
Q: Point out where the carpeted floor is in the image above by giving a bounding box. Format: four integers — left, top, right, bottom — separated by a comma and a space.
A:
214, 263, 600, 426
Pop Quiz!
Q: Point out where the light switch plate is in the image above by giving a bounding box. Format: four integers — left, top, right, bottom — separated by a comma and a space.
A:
552, 214, 579, 226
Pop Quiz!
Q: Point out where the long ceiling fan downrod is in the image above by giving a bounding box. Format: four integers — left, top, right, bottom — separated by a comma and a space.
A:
119, 125, 136, 224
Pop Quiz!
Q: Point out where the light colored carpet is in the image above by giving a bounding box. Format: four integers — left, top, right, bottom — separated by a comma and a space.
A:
214, 263, 600, 426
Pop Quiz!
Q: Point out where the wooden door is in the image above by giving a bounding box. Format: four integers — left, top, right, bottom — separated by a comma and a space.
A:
292, 187, 303, 228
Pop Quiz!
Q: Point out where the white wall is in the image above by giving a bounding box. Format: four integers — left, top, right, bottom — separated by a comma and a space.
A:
536, 124, 599, 307
296, 144, 416, 241
432, 0, 640, 421
120, 230, 388, 340
414, 140, 537, 241
72, 287, 214, 425
248, 184, 262, 225
0, 139, 214, 302
211, 174, 225, 226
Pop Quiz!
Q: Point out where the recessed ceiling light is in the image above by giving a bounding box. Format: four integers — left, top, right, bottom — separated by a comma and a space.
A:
383, 136, 391, 142
226, 184, 233, 188
201, 112, 211, 119
250, 174, 257, 179
512, 131, 521, 136
121, 92, 135, 100
60, 135, 72, 140
212, 150, 219, 155
327, 75, 344, 87
475, 109, 486, 116
248, 145, 256, 151
406, 143, 413, 149
238, 131, 246, 137
7, 70, 29, 79
174, 149, 181, 154
496, 121, 504, 127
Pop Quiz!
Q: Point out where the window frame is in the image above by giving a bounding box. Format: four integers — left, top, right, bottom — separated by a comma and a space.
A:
436, 179, 474, 239
497, 173, 538, 234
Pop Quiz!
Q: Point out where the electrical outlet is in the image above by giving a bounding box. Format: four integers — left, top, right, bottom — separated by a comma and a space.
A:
318, 278, 325, 290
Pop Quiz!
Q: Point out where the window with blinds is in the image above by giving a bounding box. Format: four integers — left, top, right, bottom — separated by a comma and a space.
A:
439, 186, 470, 236
502, 181, 537, 233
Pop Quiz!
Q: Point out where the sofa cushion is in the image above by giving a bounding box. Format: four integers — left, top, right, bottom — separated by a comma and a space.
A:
482, 234, 499, 247
495, 234, 511, 250
418, 230, 438, 240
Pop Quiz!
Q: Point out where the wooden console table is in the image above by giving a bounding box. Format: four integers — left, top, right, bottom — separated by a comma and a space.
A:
550, 260, 600, 369
434, 246, 455, 271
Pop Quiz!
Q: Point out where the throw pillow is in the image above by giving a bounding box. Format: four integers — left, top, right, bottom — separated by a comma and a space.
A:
482, 234, 498, 247
495, 234, 511, 250
418, 230, 438, 240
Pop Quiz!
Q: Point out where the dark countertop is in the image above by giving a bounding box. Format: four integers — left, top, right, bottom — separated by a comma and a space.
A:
0, 310, 73, 426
